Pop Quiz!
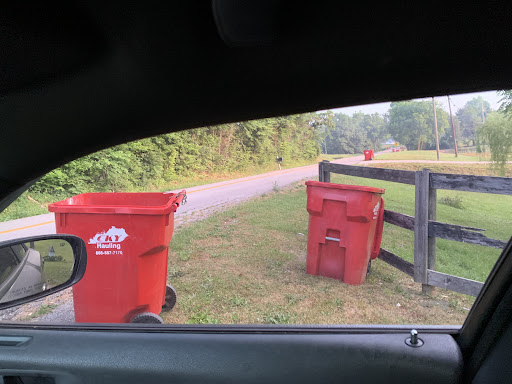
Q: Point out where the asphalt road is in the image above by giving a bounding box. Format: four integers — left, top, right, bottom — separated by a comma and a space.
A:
0, 152, 378, 323
0, 154, 372, 242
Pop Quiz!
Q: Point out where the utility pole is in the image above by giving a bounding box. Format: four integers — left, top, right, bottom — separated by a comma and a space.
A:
481, 101, 486, 124
447, 95, 458, 157
432, 97, 440, 161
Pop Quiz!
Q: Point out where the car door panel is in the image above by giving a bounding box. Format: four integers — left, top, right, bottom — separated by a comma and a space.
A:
0, 327, 462, 384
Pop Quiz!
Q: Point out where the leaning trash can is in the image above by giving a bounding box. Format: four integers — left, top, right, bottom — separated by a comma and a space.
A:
48, 191, 186, 323
305, 181, 384, 285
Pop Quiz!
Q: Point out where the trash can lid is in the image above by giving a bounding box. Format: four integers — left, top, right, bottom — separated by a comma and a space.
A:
306, 181, 384, 194
48, 192, 182, 215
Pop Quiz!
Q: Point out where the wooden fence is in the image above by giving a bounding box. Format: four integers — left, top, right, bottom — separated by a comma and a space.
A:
319, 161, 510, 297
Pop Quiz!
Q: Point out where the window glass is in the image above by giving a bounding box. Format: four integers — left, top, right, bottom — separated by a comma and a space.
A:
0, 90, 510, 326
0, 247, 20, 285
11, 244, 26, 260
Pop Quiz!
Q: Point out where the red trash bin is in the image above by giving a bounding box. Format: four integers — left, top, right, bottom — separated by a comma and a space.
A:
305, 181, 384, 285
48, 191, 186, 323
363, 150, 374, 161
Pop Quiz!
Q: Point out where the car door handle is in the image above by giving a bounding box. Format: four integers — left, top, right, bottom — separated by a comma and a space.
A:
0, 336, 32, 347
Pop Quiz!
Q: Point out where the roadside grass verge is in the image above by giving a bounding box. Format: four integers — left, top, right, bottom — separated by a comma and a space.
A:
162, 174, 504, 325
0, 154, 357, 222
320, 154, 360, 161
375, 150, 489, 162
31, 239, 75, 288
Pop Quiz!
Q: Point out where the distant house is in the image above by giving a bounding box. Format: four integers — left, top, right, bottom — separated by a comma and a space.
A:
380, 139, 396, 148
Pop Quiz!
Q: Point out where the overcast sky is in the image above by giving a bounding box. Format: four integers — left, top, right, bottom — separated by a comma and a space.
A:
324, 90, 502, 116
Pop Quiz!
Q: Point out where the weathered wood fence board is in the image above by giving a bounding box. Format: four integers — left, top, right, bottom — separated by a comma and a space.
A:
414, 169, 430, 285
429, 222, 506, 249
383, 210, 414, 231
319, 161, 510, 297
383, 210, 505, 248
426, 174, 437, 295
427, 270, 484, 297
378, 248, 414, 277
323, 162, 416, 185
430, 173, 512, 196
319, 161, 331, 183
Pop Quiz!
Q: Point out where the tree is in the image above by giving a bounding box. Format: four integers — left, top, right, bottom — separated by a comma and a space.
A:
456, 96, 491, 146
388, 101, 448, 150
498, 90, 512, 116
325, 113, 367, 154
313, 112, 335, 154
358, 113, 389, 151
33, 113, 323, 195
439, 116, 461, 150
477, 112, 512, 175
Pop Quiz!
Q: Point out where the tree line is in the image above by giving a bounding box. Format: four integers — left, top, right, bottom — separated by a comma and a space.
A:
322, 96, 496, 155
33, 114, 327, 194
31, 92, 510, 195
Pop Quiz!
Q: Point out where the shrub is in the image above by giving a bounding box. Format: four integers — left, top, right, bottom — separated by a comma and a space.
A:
439, 195, 464, 209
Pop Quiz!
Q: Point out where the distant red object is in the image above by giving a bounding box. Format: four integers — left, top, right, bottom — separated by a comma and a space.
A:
49, 192, 186, 323
392, 148, 401, 152
305, 181, 385, 285
363, 150, 374, 161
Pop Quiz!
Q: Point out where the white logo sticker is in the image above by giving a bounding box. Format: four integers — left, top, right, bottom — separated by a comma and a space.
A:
373, 201, 380, 220
89, 226, 128, 255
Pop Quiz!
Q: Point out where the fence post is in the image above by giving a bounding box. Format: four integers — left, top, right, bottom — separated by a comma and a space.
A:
424, 175, 437, 295
319, 160, 331, 183
414, 169, 430, 287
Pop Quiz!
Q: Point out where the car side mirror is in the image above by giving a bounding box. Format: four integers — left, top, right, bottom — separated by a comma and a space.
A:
0, 234, 86, 310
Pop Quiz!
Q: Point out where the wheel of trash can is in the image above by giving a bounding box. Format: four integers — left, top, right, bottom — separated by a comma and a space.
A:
162, 284, 177, 312
130, 312, 164, 324
366, 259, 372, 277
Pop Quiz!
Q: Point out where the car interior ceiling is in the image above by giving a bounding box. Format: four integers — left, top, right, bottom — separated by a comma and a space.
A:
1, 1, 512, 383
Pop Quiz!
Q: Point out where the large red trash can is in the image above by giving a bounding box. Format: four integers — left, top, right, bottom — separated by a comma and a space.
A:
363, 150, 374, 161
305, 181, 384, 285
48, 191, 186, 323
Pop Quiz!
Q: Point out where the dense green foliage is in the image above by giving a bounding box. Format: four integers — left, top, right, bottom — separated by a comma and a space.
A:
456, 96, 491, 146
388, 100, 448, 150
477, 112, 512, 175
323, 112, 388, 154
32, 114, 324, 194
498, 90, 512, 116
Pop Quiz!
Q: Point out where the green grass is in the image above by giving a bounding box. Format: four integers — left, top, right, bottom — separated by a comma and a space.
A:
29, 239, 75, 288
375, 150, 489, 162
163, 176, 493, 325
319, 154, 359, 161
328, 173, 510, 282
0, 192, 54, 222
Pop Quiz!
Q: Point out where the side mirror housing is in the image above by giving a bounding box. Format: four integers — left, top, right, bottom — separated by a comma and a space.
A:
0, 234, 87, 310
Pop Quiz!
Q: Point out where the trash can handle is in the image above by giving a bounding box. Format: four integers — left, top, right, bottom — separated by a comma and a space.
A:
371, 197, 385, 260
173, 190, 187, 210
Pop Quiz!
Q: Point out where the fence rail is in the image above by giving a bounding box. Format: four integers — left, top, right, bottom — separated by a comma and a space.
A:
319, 160, 510, 297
